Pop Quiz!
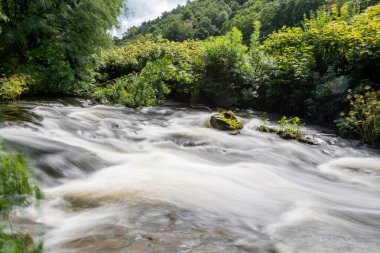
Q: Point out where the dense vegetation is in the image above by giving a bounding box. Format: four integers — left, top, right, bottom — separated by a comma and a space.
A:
94, 1, 380, 143
0, 0, 126, 94
121, 0, 378, 43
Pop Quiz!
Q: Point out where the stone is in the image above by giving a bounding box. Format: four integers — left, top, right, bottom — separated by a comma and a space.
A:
297, 135, 320, 145
210, 111, 244, 132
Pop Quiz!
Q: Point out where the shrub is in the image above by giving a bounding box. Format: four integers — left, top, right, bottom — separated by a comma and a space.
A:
0, 74, 34, 102
91, 76, 130, 105
91, 58, 181, 107
277, 116, 302, 139
254, 26, 317, 113
123, 78, 157, 107
336, 86, 380, 144
252, 3, 380, 118
202, 27, 252, 106
96, 36, 203, 84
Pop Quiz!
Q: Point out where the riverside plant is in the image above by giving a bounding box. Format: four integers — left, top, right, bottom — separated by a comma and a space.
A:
336, 86, 380, 144
0, 74, 34, 103
277, 116, 302, 139
0, 143, 43, 252
258, 116, 303, 140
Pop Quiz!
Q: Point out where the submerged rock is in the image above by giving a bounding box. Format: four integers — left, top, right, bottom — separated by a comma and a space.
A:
210, 111, 244, 133
297, 135, 321, 145
258, 125, 277, 134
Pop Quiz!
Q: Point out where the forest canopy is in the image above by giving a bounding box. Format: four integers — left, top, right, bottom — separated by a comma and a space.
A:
120, 0, 379, 43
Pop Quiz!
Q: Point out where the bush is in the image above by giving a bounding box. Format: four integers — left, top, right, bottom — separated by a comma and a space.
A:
336, 86, 380, 144
95, 37, 204, 104
278, 116, 302, 139
255, 26, 317, 113
252, 3, 380, 118
96, 36, 203, 83
0, 74, 34, 102
202, 27, 252, 106
92, 58, 185, 107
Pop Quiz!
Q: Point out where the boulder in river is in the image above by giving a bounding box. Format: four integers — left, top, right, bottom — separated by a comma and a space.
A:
210, 111, 244, 133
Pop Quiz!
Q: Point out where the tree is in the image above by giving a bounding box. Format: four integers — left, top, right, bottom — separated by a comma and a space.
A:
163, 16, 194, 41
0, 0, 126, 94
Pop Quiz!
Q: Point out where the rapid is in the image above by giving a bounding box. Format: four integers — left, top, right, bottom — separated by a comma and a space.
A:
0, 99, 379, 253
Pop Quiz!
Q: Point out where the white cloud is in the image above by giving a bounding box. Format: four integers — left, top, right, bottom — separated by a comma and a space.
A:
111, 0, 188, 37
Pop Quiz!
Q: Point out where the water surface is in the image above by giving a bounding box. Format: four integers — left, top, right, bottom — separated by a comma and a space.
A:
1, 99, 379, 253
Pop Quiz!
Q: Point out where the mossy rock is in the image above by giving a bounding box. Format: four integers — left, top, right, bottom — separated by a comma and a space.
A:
258, 124, 320, 145
278, 130, 299, 140
210, 111, 244, 133
257, 125, 277, 134
297, 135, 320, 145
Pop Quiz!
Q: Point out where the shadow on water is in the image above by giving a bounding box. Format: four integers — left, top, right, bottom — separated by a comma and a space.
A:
0, 104, 40, 123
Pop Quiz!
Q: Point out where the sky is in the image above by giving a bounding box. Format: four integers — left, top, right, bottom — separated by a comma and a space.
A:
111, 0, 188, 37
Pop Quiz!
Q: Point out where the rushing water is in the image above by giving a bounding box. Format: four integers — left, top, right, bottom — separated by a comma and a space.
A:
0, 99, 380, 253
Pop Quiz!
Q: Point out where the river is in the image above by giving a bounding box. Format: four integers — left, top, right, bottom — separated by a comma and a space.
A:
0, 99, 379, 253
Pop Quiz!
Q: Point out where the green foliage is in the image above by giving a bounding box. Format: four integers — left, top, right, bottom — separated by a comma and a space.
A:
93, 55, 201, 107
123, 76, 157, 108
97, 36, 204, 85
97, 1, 379, 144
94, 36, 206, 107
0, 143, 43, 252
255, 26, 317, 113
122, 0, 237, 42
251, 2, 380, 119
96, 28, 254, 107
277, 116, 302, 139
91, 73, 157, 108
91, 77, 129, 105
336, 86, 380, 144
0, 0, 126, 94
121, 0, 337, 44
0, 74, 34, 102
202, 27, 252, 106
123, 58, 177, 107
257, 116, 305, 141
223, 0, 329, 43
0, 149, 34, 213
0, 233, 43, 253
